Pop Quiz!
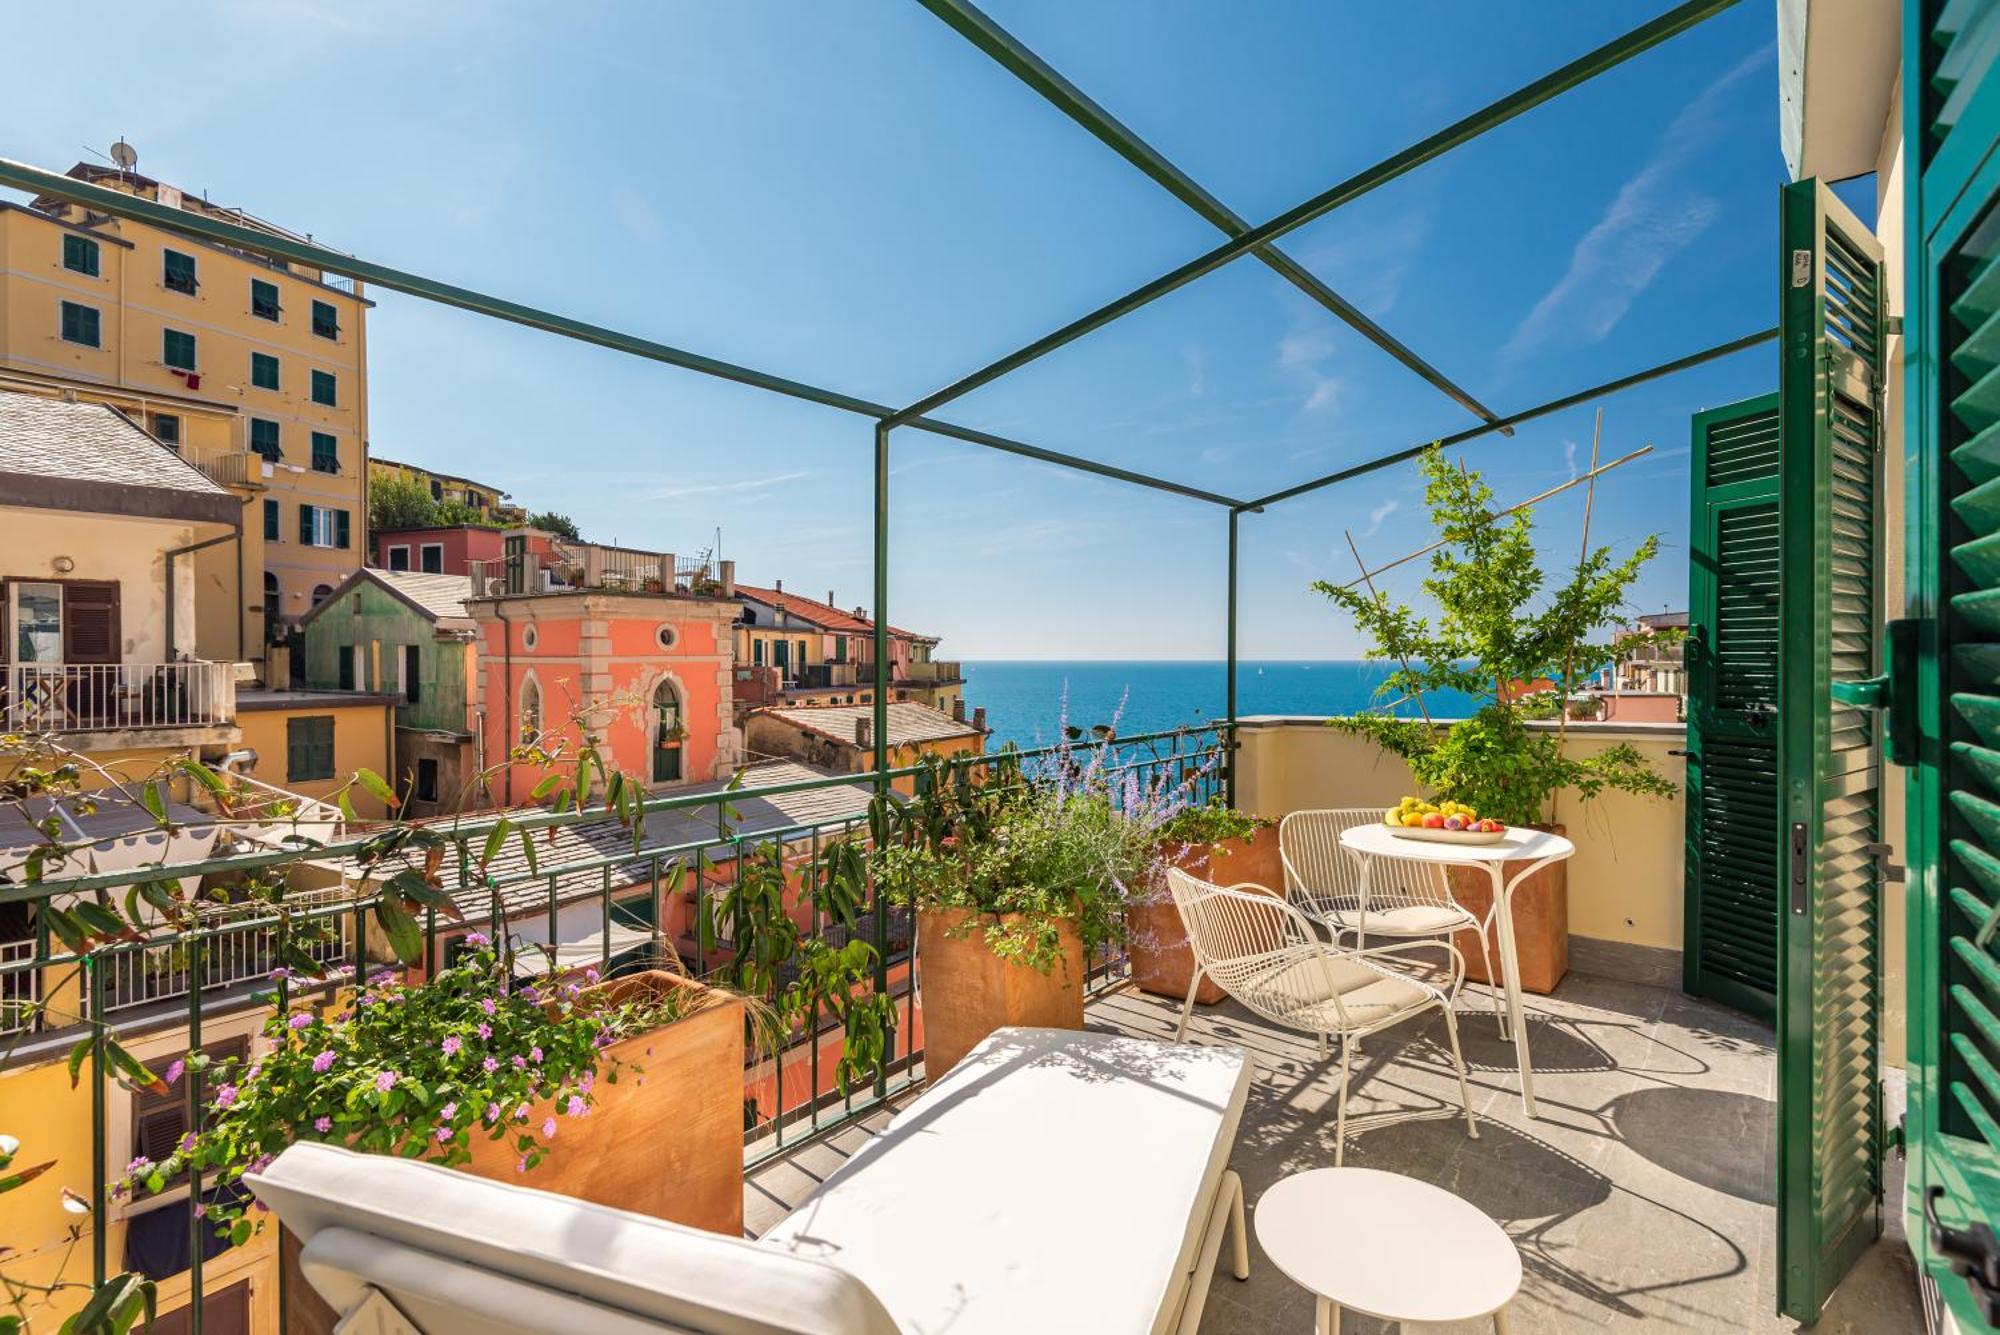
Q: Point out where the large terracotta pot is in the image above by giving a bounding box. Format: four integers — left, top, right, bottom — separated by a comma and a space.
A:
1447, 823, 1568, 994
917, 906, 1084, 1079
282, 970, 743, 1333
1127, 824, 1282, 1005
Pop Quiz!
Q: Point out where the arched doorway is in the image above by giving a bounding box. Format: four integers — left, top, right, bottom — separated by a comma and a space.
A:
651, 679, 683, 783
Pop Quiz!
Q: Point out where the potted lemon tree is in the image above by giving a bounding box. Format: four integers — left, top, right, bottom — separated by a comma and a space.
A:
1316, 446, 1677, 991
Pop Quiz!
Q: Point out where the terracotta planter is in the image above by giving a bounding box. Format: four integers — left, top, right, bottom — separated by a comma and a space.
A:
918, 906, 1084, 1079
281, 970, 742, 1333
1127, 824, 1282, 1005
1447, 823, 1568, 994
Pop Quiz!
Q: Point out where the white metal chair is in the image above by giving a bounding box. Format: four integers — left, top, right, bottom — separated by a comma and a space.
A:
1166, 867, 1478, 1165
1280, 807, 1503, 1033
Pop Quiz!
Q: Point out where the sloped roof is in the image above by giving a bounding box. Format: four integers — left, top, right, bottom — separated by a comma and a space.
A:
301, 568, 475, 631
755, 701, 981, 748
0, 392, 230, 496
735, 584, 874, 633
340, 760, 878, 922
371, 569, 475, 624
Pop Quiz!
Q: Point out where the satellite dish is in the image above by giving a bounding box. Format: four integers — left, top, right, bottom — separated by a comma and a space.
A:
109, 140, 137, 171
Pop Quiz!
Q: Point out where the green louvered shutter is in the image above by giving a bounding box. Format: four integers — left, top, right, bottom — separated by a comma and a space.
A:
1686, 394, 1782, 1019
1906, 0, 2000, 1326
1774, 177, 1888, 1323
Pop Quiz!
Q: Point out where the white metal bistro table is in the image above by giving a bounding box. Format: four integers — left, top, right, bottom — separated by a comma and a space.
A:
1255, 1167, 1521, 1333
1336, 822, 1575, 1117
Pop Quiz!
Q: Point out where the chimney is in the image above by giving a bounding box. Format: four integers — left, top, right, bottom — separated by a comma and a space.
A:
827, 590, 835, 607
972, 707, 987, 733
952, 697, 966, 723
775, 579, 783, 594
661, 553, 677, 591
720, 560, 736, 598
854, 716, 871, 750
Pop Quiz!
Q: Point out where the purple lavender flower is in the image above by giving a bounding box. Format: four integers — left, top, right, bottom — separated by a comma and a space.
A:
374, 1070, 398, 1093
311, 1050, 336, 1074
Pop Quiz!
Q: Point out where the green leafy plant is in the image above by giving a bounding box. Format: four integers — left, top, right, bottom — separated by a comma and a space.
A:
112, 941, 696, 1246
0, 1134, 154, 1334
1314, 446, 1678, 826
1154, 799, 1268, 849
526, 511, 581, 541
879, 740, 1174, 974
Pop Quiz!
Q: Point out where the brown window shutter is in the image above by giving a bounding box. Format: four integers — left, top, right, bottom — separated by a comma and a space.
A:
132, 1035, 249, 1179
61, 582, 120, 665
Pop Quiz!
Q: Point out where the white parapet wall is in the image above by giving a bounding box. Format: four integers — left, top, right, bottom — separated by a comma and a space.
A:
1233, 715, 1690, 956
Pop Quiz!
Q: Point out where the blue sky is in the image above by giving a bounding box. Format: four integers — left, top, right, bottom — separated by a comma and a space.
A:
2, 1, 1828, 660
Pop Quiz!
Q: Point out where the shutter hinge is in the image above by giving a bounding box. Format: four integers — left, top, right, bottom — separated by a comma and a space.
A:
1790, 822, 1810, 914
1927, 1186, 2000, 1326
1862, 842, 1907, 884
1886, 315, 1904, 337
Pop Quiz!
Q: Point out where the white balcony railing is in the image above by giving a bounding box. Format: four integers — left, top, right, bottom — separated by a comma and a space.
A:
98, 891, 355, 1018
2, 661, 237, 735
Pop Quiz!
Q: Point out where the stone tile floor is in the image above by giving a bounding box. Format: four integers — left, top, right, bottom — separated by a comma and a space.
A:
745, 962, 1924, 1333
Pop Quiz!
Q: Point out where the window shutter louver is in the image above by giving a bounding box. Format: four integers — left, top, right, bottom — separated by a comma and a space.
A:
1685, 395, 1782, 1020
335, 510, 350, 549
1773, 177, 1888, 1322
298, 504, 312, 544
1907, 3, 2000, 1327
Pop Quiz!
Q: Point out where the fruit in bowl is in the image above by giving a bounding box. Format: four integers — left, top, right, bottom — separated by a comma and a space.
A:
1385, 798, 1507, 837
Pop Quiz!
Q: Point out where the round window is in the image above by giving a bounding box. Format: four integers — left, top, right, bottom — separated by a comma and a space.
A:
655, 624, 677, 650
522, 624, 539, 652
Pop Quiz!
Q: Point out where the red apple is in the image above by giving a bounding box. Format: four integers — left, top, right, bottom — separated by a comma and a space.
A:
1421, 813, 1446, 829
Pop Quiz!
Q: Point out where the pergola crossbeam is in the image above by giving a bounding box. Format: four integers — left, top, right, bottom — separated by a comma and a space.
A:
917, 0, 1510, 434
884, 0, 1744, 428
1241, 326, 1778, 511
0, 158, 1246, 510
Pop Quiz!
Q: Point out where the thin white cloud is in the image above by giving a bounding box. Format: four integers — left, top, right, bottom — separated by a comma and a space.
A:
1182, 344, 1207, 398
1277, 321, 1344, 414
1362, 498, 1400, 538
1564, 439, 1579, 481
1503, 46, 1772, 364
645, 470, 811, 501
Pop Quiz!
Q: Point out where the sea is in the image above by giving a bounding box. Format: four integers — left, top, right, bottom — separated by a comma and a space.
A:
961, 660, 1478, 753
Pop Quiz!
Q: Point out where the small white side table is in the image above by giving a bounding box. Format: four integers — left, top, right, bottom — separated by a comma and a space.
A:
1336, 823, 1574, 1117
1254, 1167, 1521, 1333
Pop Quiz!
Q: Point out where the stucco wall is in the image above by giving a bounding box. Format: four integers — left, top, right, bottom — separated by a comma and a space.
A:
1235, 717, 1690, 953
303, 580, 474, 735
234, 696, 393, 816
2, 508, 206, 661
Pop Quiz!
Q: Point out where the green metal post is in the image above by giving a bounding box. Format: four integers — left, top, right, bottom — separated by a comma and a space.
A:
1226, 509, 1240, 809
872, 422, 892, 1098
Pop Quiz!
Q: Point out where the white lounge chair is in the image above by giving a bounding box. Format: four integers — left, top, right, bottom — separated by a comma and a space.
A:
249, 1026, 1252, 1335
1166, 865, 1480, 1165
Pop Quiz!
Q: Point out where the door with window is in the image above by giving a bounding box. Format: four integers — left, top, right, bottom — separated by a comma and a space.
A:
1903, 5, 2000, 1328
652, 681, 684, 784
1684, 394, 1782, 1020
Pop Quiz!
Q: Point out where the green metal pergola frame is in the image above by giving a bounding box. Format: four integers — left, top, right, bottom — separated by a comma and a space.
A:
0, 0, 1773, 808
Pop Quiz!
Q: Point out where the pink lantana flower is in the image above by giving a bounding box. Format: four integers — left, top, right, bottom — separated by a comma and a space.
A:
313, 1116, 332, 1133
374, 1070, 398, 1093
312, 1050, 336, 1074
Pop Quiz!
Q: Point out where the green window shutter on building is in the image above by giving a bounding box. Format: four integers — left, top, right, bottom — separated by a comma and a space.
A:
286, 716, 335, 782
163, 328, 196, 370
312, 299, 339, 339
263, 499, 278, 541
251, 352, 280, 390
251, 278, 280, 320
335, 510, 350, 549
299, 504, 312, 545
250, 418, 281, 461
62, 233, 98, 276
1684, 394, 1782, 1021
312, 369, 336, 405
1905, 2, 2000, 1327
60, 301, 100, 347
163, 248, 197, 294
1773, 177, 1888, 1323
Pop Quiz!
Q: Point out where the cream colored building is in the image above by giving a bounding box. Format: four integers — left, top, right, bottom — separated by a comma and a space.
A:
0, 156, 371, 681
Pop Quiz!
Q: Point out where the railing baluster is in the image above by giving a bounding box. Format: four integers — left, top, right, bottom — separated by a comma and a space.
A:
187, 931, 205, 1335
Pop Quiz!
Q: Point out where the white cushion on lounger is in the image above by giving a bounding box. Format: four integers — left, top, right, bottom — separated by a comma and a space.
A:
761, 1026, 1252, 1335
248, 1141, 898, 1335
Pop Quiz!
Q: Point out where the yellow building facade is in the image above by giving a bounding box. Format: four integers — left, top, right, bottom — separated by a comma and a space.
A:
370, 455, 522, 524
0, 161, 372, 681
